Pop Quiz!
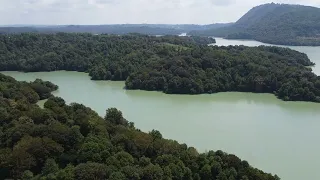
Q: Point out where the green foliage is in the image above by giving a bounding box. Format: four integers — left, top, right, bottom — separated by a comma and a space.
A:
121, 166, 140, 179
109, 172, 126, 180
200, 164, 212, 180
105, 108, 128, 126
29, 79, 58, 99
42, 159, 59, 175
114, 151, 134, 166
126, 45, 319, 102
0, 33, 319, 102
190, 3, 320, 46
0, 73, 280, 180
22, 170, 34, 180
56, 164, 75, 180
139, 156, 151, 167
74, 163, 107, 180
20, 86, 40, 104
142, 164, 164, 180
149, 129, 163, 140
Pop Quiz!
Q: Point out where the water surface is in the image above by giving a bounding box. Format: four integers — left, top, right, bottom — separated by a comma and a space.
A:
2, 38, 320, 180
213, 38, 320, 74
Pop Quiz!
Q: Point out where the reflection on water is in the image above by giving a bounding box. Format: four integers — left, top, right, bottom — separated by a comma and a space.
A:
92, 79, 320, 115
2, 37, 320, 180
125, 89, 320, 114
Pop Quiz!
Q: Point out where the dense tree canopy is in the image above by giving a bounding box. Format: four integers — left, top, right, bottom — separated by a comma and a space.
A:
190, 3, 320, 46
0, 73, 280, 180
125, 45, 320, 103
0, 33, 319, 102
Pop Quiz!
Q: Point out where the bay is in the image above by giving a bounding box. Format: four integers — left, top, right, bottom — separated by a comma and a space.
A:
2, 38, 320, 180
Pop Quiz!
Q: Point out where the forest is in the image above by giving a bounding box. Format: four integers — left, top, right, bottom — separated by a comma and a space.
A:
0, 73, 281, 180
0, 33, 320, 102
0, 24, 232, 36
190, 3, 320, 46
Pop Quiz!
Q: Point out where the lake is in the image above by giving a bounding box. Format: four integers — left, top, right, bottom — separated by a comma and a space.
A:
2, 38, 320, 180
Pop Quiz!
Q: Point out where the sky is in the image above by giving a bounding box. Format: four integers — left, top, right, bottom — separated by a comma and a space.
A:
0, 0, 319, 25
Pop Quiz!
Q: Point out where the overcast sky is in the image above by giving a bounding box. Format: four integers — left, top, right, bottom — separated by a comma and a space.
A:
0, 0, 319, 25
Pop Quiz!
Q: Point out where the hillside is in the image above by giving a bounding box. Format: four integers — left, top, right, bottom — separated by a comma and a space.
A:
1, 33, 319, 103
189, 3, 320, 46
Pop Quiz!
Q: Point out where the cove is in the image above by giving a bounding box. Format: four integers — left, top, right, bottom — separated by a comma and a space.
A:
2, 70, 320, 180
2, 38, 320, 180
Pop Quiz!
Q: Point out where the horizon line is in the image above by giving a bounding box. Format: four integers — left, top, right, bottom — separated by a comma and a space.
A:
0, 23, 234, 27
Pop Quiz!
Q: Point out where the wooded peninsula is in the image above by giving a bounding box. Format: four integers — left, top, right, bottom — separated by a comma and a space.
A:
0, 72, 280, 180
1, 33, 319, 102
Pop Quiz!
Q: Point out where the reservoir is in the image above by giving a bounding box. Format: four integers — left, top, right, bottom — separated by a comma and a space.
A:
2, 38, 320, 180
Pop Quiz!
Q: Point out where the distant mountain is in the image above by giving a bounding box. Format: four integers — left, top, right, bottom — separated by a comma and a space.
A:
0, 27, 38, 34
0, 23, 232, 36
190, 3, 320, 46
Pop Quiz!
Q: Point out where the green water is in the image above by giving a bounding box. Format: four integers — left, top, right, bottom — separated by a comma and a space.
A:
2, 70, 320, 180
213, 38, 320, 74
2, 38, 320, 180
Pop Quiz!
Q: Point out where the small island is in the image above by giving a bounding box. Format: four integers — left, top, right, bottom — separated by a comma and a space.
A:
0, 33, 319, 103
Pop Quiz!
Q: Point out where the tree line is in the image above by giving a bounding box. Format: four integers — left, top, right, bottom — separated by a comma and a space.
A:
0, 24, 232, 36
0, 33, 319, 102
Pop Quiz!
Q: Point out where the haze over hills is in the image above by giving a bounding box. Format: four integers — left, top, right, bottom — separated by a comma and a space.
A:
1, 3, 320, 46
189, 3, 320, 46
0, 23, 232, 36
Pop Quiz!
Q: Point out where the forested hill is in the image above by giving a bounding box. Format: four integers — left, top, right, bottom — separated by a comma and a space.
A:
0, 23, 232, 35
189, 3, 320, 46
0, 73, 281, 179
1, 33, 320, 103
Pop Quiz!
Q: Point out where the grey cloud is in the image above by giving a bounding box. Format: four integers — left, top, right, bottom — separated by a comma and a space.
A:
50, 1, 72, 8
44, 0, 94, 12
211, 0, 235, 6
25, 0, 38, 4
94, 0, 117, 4
0, 0, 319, 25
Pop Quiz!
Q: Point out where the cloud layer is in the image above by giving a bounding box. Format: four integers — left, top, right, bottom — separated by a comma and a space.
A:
0, 0, 319, 25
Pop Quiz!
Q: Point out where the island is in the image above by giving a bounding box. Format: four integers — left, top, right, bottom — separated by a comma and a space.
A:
0, 33, 319, 103
0, 73, 280, 180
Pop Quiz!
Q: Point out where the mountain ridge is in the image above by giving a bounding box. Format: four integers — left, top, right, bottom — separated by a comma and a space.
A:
189, 3, 320, 46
